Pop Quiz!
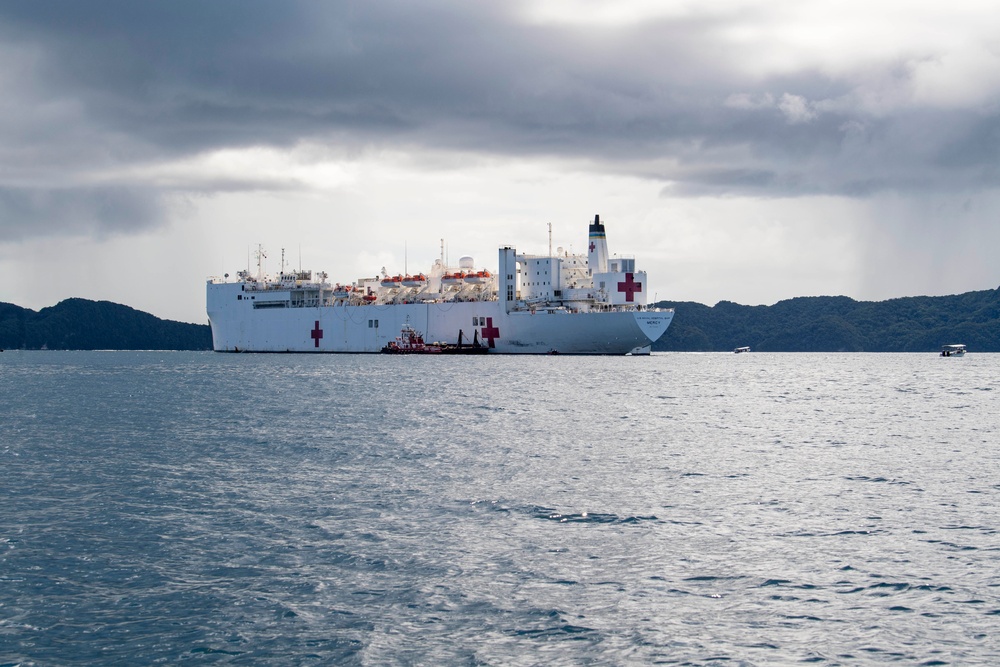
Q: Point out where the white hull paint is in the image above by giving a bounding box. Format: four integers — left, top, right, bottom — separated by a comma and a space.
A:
207, 296, 672, 354
206, 215, 674, 355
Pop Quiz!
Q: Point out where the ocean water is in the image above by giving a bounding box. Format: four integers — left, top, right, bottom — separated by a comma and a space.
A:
2, 351, 999, 665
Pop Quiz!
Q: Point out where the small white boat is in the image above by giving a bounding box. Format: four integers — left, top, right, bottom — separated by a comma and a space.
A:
941, 344, 966, 357
734, 346, 750, 354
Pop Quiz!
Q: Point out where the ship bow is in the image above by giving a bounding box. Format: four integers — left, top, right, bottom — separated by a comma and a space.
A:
633, 310, 674, 344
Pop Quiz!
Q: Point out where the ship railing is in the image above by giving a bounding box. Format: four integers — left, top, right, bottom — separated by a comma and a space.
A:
589, 303, 670, 313
239, 281, 331, 293
510, 298, 673, 315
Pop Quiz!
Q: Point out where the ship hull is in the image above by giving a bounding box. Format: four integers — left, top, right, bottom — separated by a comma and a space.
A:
207, 284, 672, 355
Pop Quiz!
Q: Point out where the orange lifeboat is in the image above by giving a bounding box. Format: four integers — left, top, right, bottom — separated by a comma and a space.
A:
464, 270, 492, 284
380, 275, 403, 288
441, 272, 466, 286
401, 273, 427, 288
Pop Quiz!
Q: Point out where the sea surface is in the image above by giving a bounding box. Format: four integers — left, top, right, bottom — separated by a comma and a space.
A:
2, 351, 999, 665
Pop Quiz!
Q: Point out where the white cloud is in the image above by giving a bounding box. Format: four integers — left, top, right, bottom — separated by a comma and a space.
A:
2, 0, 999, 323
10, 149, 997, 325
724, 92, 817, 124
517, 0, 693, 27
777, 93, 816, 124
909, 44, 1000, 109
106, 146, 361, 192
724, 92, 775, 110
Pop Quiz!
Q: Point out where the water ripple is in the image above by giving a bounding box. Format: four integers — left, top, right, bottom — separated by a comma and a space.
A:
3, 351, 1000, 664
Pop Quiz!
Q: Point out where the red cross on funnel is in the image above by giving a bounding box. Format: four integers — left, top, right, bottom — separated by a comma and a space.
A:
480, 317, 500, 348
617, 273, 642, 302
310, 321, 324, 348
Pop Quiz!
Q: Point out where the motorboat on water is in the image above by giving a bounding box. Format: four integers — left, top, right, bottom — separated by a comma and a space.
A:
381, 322, 488, 355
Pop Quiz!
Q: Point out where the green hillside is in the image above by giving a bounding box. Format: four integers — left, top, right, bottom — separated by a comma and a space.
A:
652, 288, 1000, 352
0, 299, 212, 350
3, 288, 998, 352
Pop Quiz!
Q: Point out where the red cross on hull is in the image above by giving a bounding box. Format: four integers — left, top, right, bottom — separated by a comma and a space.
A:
480, 317, 500, 348
310, 321, 324, 348
617, 273, 642, 302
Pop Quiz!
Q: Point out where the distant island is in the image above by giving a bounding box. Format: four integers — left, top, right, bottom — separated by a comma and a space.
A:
3, 288, 999, 352
652, 287, 1000, 352
0, 298, 211, 351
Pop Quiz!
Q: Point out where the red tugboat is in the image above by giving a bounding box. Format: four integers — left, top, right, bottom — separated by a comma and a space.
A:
381, 322, 488, 354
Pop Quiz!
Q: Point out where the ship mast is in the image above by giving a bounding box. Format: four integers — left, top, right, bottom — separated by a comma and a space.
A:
255, 245, 267, 282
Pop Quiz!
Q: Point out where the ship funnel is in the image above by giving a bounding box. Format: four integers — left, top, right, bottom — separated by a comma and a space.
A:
588, 214, 609, 274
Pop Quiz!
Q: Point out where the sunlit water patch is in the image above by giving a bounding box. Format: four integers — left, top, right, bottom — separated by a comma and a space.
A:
2, 351, 999, 664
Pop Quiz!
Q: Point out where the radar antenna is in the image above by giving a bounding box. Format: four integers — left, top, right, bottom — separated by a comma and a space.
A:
255, 245, 267, 282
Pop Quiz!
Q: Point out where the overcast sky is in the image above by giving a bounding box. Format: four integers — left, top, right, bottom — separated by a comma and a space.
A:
1, 0, 998, 323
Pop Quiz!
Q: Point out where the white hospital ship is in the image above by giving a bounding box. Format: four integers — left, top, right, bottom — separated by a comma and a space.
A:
206, 215, 674, 354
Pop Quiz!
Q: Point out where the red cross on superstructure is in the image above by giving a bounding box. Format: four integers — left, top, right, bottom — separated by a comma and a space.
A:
310, 320, 323, 348
481, 317, 500, 348
589, 241, 595, 252
617, 273, 642, 302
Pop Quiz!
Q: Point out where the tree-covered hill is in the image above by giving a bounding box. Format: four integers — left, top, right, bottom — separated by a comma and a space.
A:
0, 298, 212, 350
3, 288, 998, 352
652, 288, 1000, 352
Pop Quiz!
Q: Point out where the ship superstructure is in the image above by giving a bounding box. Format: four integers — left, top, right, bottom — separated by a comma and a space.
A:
206, 215, 673, 354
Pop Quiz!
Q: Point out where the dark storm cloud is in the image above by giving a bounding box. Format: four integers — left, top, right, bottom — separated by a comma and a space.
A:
0, 185, 167, 240
1, 0, 997, 237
